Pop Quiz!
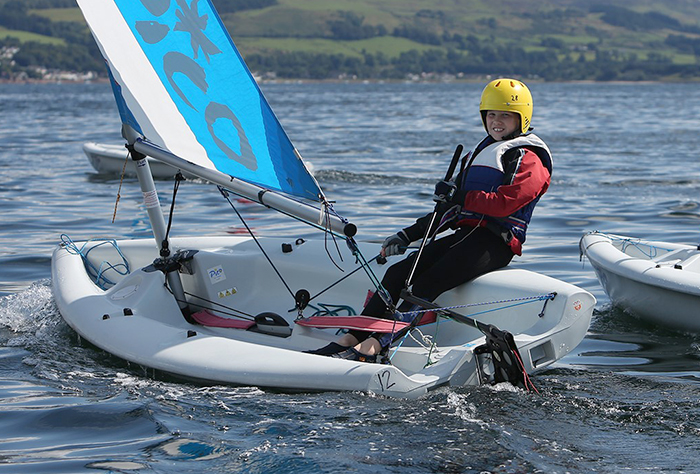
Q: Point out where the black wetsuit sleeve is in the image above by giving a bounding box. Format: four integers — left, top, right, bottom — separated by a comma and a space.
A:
401, 167, 466, 242
401, 201, 454, 242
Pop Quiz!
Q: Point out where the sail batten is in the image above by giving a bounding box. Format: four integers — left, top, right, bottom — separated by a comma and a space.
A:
77, 0, 322, 201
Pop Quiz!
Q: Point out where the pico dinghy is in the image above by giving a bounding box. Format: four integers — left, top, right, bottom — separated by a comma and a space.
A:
52, 0, 595, 397
581, 231, 700, 333
84, 142, 194, 179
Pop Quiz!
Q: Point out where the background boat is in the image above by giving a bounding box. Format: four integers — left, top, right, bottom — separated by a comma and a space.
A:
83, 141, 196, 179
580, 231, 700, 332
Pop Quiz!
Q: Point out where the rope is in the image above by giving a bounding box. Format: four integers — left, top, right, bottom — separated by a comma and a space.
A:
386, 292, 555, 367
307, 303, 356, 317
424, 315, 441, 367
304, 254, 381, 304
222, 186, 349, 239
60, 234, 130, 289
165, 285, 257, 321
217, 185, 394, 315
394, 292, 556, 320
386, 321, 441, 365
346, 238, 395, 311
218, 186, 297, 301
321, 199, 344, 272
111, 146, 130, 223
160, 171, 185, 257
584, 232, 674, 259
513, 349, 540, 394
320, 199, 394, 311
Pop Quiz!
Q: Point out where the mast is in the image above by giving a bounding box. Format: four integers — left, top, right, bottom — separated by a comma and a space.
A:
123, 125, 190, 317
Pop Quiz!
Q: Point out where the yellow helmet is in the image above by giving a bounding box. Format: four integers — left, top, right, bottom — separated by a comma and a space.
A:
479, 78, 533, 134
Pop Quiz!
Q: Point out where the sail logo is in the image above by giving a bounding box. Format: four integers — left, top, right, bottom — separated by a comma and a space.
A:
106, 0, 322, 200
122, 0, 259, 171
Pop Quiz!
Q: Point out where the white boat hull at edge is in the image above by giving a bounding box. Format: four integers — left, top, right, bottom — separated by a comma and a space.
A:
53, 235, 595, 397
580, 231, 700, 332
83, 142, 194, 179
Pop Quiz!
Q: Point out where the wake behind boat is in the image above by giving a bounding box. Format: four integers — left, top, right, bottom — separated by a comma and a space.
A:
52, 0, 595, 397
581, 231, 700, 333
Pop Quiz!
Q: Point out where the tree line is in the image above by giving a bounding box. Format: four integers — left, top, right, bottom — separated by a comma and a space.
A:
245, 47, 700, 82
1, 0, 699, 82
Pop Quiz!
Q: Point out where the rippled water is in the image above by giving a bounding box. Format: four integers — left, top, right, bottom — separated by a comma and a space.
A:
2, 82, 700, 473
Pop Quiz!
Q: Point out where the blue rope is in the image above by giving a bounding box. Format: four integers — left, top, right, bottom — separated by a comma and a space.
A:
394, 293, 556, 319
60, 234, 130, 290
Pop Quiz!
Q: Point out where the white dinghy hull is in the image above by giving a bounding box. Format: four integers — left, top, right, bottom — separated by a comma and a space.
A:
53, 236, 594, 397
83, 142, 193, 179
581, 231, 700, 332
63, 0, 594, 397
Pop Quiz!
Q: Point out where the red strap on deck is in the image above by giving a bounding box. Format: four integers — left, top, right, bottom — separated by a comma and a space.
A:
191, 310, 256, 329
296, 311, 436, 332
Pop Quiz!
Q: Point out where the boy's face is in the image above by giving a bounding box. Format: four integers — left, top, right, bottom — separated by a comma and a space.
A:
485, 110, 520, 141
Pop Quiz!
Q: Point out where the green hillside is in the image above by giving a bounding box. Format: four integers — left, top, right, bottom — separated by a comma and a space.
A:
2, 0, 700, 81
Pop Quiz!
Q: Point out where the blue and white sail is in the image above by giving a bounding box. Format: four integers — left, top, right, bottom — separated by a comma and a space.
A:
77, 0, 322, 202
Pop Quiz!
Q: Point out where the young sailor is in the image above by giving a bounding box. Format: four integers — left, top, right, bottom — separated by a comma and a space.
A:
309, 78, 553, 362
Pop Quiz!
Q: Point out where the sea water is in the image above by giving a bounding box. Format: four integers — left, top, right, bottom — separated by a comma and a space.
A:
1, 82, 700, 473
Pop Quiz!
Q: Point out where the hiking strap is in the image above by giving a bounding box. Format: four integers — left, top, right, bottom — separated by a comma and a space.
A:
295, 314, 435, 333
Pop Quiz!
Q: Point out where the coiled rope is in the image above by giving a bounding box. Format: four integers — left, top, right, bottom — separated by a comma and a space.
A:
60, 234, 130, 290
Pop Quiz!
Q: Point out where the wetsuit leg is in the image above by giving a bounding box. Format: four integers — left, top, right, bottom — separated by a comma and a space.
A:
409, 227, 514, 302
350, 227, 512, 343
348, 243, 432, 342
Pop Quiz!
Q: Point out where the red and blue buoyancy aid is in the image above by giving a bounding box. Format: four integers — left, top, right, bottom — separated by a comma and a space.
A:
449, 134, 553, 254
